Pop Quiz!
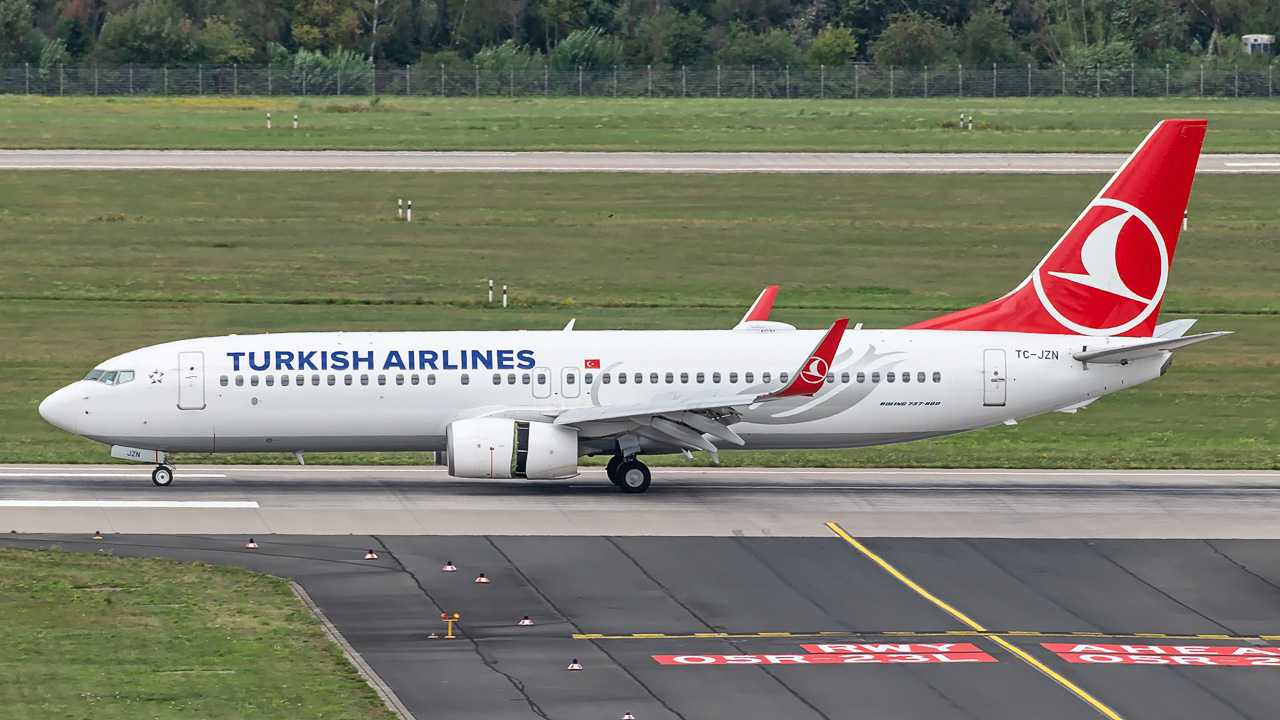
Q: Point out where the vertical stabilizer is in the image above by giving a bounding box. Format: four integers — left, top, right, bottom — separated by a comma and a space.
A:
906, 119, 1206, 337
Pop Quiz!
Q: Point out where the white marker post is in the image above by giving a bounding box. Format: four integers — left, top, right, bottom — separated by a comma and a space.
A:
502, 285, 508, 308
398, 199, 403, 219
267, 112, 271, 129
968, 116, 973, 131
293, 114, 298, 130
488, 280, 493, 303
407, 200, 412, 222
1183, 210, 1188, 231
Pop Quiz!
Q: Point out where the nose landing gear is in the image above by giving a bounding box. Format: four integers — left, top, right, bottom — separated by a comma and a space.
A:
152, 465, 174, 487
605, 455, 651, 493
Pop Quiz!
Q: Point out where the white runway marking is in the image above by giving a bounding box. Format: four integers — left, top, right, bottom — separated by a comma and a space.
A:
0, 500, 259, 508
0, 472, 227, 478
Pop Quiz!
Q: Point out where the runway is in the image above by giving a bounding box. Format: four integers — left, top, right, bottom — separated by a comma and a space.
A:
2, 149, 1279, 173
3, 465, 1280, 537
8, 531, 1280, 719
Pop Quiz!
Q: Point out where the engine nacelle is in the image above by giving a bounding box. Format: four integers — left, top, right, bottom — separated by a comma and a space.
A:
446, 418, 517, 479
446, 418, 579, 480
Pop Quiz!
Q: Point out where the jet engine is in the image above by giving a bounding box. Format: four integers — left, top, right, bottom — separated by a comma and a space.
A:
446, 418, 579, 479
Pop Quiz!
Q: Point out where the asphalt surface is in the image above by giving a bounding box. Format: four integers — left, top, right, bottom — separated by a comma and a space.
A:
7, 532, 1280, 720
3, 465, 1280, 537
2, 149, 1279, 173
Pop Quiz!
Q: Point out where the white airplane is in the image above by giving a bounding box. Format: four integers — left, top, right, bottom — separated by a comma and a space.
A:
39, 119, 1227, 493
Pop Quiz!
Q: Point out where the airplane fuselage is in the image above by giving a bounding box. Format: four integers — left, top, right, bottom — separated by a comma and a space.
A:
40, 328, 1167, 457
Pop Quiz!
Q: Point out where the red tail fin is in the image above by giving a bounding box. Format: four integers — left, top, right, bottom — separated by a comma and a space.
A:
906, 119, 1206, 337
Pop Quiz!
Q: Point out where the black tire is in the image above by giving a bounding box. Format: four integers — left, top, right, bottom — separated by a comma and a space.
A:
605, 455, 624, 486
615, 460, 651, 493
152, 465, 174, 487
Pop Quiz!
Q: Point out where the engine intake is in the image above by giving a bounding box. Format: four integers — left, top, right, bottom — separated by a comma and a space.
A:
446, 418, 578, 480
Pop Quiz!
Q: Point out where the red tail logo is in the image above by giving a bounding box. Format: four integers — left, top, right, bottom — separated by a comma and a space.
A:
907, 119, 1205, 337
1034, 199, 1168, 335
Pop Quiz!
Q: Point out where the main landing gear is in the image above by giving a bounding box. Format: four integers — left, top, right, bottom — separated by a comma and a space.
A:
606, 455, 651, 493
152, 465, 174, 487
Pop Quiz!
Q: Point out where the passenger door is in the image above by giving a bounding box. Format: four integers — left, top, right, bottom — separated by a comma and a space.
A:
983, 349, 1007, 407
177, 351, 206, 410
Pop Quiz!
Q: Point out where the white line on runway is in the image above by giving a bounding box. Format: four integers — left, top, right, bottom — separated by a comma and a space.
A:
0, 472, 227, 478
0, 500, 259, 508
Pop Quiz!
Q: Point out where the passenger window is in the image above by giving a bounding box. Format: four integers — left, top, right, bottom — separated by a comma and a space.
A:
680, 372, 689, 384
933, 372, 942, 383
344, 375, 352, 386
887, 372, 896, 383
428, 374, 436, 385
584, 373, 593, 384
412, 374, 420, 385
85, 369, 105, 382
762, 372, 771, 383
506, 374, 515, 384
234, 375, 243, 387
617, 373, 626, 385
729, 372, 737, 383
871, 372, 881, 383
360, 374, 369, 386
841, 372, 850, 383
296, 374, 304, 386
220, 375, 229, 387
522, 373, 531, 385
492, 373, 502, 385
461, 373, 470, 385
780, 372, 789, 384
396, 374, 404, 386
918, 372, 927, 383
328, 375, 336, 386
312, 374, 320, 386
635, 373, 643, 384
377, 375, 386, 386
117, 371, 134, 384
712, 372, 721, 383
825, 373, 834, 383
696, 372, 705, 383
901, 372, 911, 384
251, 375, 259, 387
745, 372, 754, 383
650, 372, 659, 384
536, 373, 546, 385
265, 374, 275, 386
601, 373, 611, 384
857, 372, 866, 383
281, 375, 290, 386
665, 372, 674, 383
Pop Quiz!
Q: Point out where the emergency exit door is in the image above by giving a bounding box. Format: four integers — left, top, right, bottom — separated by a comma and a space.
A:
178, 351, 205, 410
983, 349, 1007, 407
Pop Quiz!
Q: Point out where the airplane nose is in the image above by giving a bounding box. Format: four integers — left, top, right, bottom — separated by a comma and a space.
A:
38, 385, 80, 433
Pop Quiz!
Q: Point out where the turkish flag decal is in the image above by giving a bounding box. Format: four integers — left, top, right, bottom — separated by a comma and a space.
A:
584, 359, 601, 369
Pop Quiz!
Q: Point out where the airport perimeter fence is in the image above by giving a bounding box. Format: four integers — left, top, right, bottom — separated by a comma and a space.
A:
2, 62, 1277, 99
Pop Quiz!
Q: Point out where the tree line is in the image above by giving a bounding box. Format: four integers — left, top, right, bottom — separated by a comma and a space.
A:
0, 0, 1275, 71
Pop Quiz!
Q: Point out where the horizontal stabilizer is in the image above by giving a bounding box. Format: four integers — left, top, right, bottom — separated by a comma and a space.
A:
1073, 332, 1229, 364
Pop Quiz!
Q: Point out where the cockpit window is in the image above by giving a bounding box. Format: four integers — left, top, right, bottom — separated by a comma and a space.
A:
83, 369, 134, 385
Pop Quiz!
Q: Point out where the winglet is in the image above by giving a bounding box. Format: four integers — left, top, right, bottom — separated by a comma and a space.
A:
759, 319, 849, 399
740, 286, 779, 324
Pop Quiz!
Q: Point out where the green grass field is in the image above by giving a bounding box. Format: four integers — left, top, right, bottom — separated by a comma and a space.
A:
0, 547, 394, 719
1, 170, 1275, 468
2, 96, 1279, 151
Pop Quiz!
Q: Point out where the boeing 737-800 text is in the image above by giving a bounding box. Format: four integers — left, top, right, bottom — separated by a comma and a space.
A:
39, 119, 1227, 492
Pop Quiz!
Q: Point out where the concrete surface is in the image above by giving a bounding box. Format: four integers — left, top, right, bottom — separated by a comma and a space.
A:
1, 149, 1279, 173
